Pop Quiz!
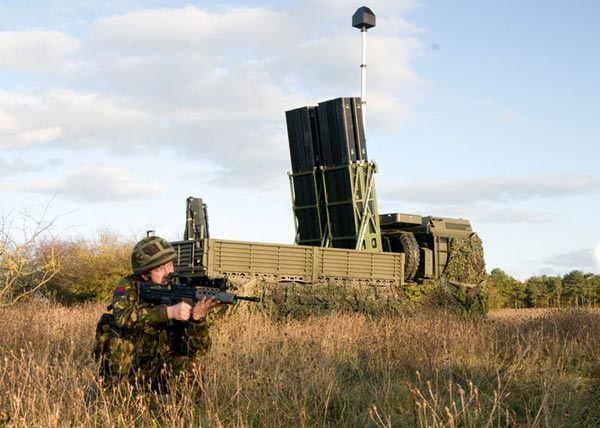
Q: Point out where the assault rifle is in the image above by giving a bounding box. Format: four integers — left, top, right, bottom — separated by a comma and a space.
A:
138, 273, 260, 306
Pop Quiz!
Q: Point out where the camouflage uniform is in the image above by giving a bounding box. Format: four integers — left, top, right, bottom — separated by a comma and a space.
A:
94, 273, 212, 389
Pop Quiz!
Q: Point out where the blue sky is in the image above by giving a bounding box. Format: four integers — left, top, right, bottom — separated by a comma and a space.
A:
0, 0, 598, 280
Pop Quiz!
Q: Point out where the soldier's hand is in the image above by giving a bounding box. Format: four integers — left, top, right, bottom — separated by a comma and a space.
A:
167, 301, 192, 321
192, 297, 221, 321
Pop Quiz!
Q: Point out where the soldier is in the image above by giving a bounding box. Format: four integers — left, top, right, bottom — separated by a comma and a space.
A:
94, 235, 220, 390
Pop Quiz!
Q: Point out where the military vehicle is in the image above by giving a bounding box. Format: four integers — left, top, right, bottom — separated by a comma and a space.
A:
169, 7, 486, 315
169, 95, 487, 316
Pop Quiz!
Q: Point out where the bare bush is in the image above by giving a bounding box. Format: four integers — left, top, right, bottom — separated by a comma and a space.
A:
0, 209, 60, 307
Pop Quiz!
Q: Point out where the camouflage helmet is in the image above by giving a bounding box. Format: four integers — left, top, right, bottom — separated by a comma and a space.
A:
131, 236, 177, 274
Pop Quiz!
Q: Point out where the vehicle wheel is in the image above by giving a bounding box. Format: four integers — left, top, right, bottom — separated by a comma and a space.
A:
386, 231, 419, 281
400, 232, 420, 281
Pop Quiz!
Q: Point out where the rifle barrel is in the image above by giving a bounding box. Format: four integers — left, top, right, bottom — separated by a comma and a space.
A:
236, 295, 261, 302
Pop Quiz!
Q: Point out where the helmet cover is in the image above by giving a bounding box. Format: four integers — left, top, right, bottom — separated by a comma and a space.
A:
131, 236, 176, 274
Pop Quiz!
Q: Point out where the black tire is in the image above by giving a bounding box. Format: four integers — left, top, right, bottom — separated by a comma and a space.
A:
386, 231, 420, 282
400, 232, 420, 281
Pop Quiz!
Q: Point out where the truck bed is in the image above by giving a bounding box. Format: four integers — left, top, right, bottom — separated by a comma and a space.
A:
172, 238, 404, 286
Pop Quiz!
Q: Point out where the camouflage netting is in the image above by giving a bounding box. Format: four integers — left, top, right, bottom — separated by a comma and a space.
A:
227, 280, 409, 319
417, 279, 489, 315
442, 233, 487, 285
438, 233, 488, 315
226, 277, 486, 320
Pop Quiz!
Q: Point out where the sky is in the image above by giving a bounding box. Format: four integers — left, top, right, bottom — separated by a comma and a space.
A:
0, 0, 598, 280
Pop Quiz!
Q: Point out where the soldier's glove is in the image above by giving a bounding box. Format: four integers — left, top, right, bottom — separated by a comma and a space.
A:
167, 301, 192, 321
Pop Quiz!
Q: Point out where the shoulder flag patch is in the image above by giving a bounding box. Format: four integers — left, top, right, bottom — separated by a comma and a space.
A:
113, 287, 126, 297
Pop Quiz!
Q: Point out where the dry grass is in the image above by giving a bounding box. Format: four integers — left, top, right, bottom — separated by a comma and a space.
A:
488, 307, 600, 321
1, 303, 600, 427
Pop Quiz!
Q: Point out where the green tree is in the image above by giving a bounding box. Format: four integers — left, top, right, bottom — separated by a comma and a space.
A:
524, 276, 546, 308
562, 270, 586, 306
524, 275, 563, 308
582, 273, 600, 306
488, 268, 525, 309
544, 275, 563, 307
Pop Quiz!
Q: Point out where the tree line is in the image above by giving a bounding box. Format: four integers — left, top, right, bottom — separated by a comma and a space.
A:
487, 268, 600, 309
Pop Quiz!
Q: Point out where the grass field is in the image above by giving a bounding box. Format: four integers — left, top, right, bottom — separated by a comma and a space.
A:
1, 303, 599, 427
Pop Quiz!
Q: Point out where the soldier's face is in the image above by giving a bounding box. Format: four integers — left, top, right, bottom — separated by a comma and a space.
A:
147, 261, 174, 284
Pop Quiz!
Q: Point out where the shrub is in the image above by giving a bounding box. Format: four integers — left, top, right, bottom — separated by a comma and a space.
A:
43, 231, 133, 303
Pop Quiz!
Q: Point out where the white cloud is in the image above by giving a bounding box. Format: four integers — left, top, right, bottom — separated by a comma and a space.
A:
82, 4, 423, 104
0, 4, 425, 188
544, 247, 595, 270
0, 89, 154, 150
0, 181, 16, 191
43, 90, 154, 146
0, 30, 79, 73
500, 110, 522, 124
0, 90, 43, 107
87, 6, 290, 55
0, 109, 17, 133
434, 205, 557, 224
379, 174, 600, 205
16, 126, 62, 145
0, 157, 41, 176
369, 91, 413, 128
370, 35, 425, 89
594, 242, 600, 272
22, 164, 165, 202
